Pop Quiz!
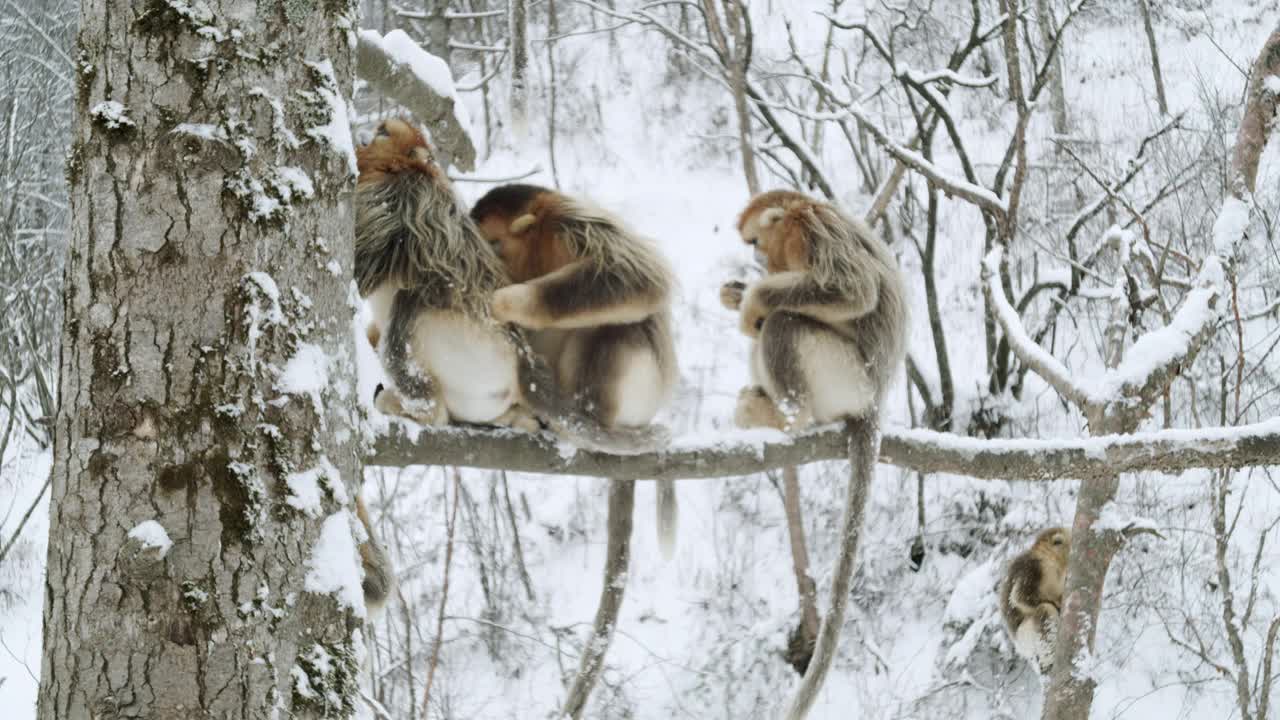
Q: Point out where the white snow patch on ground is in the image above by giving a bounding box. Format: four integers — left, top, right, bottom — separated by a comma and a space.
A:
304, 512, 366, 618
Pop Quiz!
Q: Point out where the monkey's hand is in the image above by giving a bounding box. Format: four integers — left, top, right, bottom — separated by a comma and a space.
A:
739, 287, 768, 338
492, 284, 546, 329
719, 280, 746, 311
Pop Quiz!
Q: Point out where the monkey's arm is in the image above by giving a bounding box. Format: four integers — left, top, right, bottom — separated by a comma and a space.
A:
740, 271, 879, 335
493, 260, 667, 330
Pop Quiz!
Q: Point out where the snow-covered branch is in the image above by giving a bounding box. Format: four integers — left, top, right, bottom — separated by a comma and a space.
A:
367, 418, 1280, 482
1091, 259, 1223, 410
356, 28, 477, 171
983, 247, 1093, 408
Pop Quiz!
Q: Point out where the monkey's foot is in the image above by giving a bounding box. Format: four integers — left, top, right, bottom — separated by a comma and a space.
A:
734, 387, 787, 430
374, 386, 449, 426
492, 405, 543, 433
365, 323, 381, 349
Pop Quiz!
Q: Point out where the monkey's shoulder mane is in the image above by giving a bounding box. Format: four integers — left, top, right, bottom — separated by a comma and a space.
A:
355, 174, 509, 314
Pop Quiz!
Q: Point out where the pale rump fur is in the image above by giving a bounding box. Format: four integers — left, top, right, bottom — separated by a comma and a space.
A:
726, 191, 908, 432
1000, 527, 1071, 673
471, 184, 680, 558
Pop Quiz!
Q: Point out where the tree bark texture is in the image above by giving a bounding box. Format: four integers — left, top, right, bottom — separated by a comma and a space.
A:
40, 2, 365, 718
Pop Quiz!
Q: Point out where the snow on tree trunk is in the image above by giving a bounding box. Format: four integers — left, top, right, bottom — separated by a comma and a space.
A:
38, 1, 366, 718
509, 0, 530, 140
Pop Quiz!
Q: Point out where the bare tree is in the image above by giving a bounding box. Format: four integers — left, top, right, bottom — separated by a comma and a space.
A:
38, 1, 369, 716
1040, 22, 1280, 720
1137, 0, 1169, 115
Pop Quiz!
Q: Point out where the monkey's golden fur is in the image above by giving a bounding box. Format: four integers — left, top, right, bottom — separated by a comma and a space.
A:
470, 184, 680, 556
722, 190, 908, 431
354, 119, 540, 433
1000, 527, 1071, 673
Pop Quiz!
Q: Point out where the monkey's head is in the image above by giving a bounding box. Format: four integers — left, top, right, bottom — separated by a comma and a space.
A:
736, 190, 815, 274
354, 119, 506, 306
471, 184, 576, 283
356, 118, 446, 186
1032, 527, 1071, 565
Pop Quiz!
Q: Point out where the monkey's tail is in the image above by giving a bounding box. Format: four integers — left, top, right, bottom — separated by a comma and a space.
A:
656, 479, 678, 560
355, 494, 395, 616
515, 342, 670, 455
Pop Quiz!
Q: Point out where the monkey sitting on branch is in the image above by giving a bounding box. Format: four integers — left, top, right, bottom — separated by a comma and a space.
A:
356, 121, 665, 455
470, 184, 680, 717
1000, 527, 1071, 673
469, 184, 680, 545
355, 118, 543, 432
721, 190, 908, 432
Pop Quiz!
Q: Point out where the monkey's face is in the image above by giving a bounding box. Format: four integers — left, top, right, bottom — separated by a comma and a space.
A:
1035, 527, 1071, 563
356, 118, 441, 185
738, 205, 810, 274
475, 208, 574, 284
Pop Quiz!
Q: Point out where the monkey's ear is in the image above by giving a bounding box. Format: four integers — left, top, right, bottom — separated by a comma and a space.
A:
509, 213, 538, 234
758, 207, 786, 228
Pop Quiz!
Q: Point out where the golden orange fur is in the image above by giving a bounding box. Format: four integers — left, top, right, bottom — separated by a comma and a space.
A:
355, 118, 446, 186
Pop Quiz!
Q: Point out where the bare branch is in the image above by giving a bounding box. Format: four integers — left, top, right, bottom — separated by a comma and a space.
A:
983, 247, 1094, 408
368, 418, 1280, 482
356, 28, 477, 171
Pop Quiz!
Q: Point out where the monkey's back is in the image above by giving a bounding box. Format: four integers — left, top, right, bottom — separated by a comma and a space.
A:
999, 551, 1045, 632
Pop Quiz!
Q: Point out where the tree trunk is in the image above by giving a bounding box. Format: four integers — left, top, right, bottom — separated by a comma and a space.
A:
1136, 0, 1169, 115
509, 0, 530, 139
39, 2, 365, 718
1041, 472, 1122, 720
1035, 0, 1070, 136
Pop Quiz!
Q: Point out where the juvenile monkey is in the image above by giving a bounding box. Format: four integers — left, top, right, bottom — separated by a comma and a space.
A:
469, 184, 680, 556
999, 527, 1071, 673
721, 190, 908, 431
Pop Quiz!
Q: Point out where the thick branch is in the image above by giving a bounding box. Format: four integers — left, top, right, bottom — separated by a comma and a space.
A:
356, 28, 477, 170
367, 418, 1280, 482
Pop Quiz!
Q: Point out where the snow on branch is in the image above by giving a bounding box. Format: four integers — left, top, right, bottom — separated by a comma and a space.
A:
983, 247, 1094, 408
1091, 258, 1223, 409
367, 418, 1280, 482
847, 103, 1008, 216
899, 67, 997, 88
356, 28, 477, 171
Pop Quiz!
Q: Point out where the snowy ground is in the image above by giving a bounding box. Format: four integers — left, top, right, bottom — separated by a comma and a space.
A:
4, 2, 1280, 718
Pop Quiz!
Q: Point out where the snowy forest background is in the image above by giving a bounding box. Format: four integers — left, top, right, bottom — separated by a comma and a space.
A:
3, 0, 1280, 718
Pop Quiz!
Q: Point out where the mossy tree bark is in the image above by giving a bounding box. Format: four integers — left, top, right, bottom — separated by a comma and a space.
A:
39, 1, 367, 718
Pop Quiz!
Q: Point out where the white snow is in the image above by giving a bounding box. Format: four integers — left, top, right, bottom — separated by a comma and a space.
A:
358, 28, 473, 134
1212, 195, 1251, 258
277, 343, 331, 411
1090, 258, 1223, 402
275, 167, 315, 202
304, 60, 359, 178
304, 512, 366, 618
286, 456, 348, 517
90, 101, 134, 129
126, 520, 173, 557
